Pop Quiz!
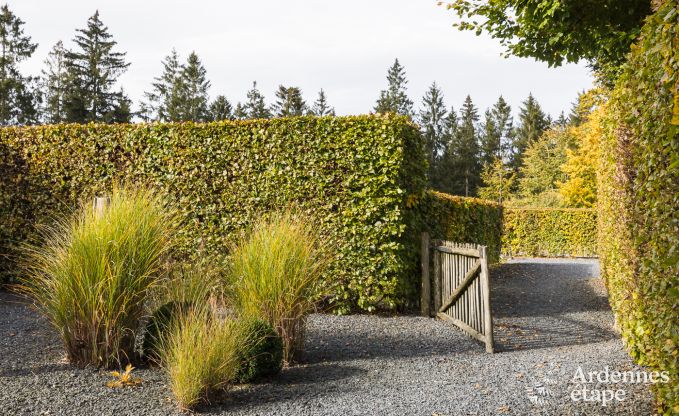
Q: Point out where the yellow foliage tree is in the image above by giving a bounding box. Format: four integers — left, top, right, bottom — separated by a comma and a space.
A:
557, 106, 603, 207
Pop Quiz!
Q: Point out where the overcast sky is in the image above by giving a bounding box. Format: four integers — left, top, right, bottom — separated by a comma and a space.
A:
10, 0, 593, 118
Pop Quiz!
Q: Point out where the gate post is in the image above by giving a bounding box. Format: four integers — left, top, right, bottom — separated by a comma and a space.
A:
480, 246, 494, 353
420, 232, 430, 317
93, 196, 111, 218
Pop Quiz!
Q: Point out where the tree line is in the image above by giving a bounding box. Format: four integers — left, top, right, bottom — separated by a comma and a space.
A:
1, 5, 591, 207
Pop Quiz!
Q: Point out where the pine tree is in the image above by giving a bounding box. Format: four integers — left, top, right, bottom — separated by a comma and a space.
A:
374, 58, 413, 116
309, 89, 334, 116
419, 82, 447, 186
64, 10, 130, 123
0, 5, 39, 125
479, 109, 500, 166
272, 85, 306, 117
110, 88, 131, 123
243, 81, 271, 119
435, 107, 459, 192
491, 96, 513, 157
142, 49, 182, 121
511, 93, 549, 170
41, 41, 69, 123
233, 102, 247, 119
451, 96, 481, 196
176, 52, 210, 121
208, 95, 233, 121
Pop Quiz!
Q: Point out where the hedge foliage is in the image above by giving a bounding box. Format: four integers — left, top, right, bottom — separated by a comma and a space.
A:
414, 191, 503, 263
598, 2, 679, 412
0, 115, 425, 313
502, 208, 598, 257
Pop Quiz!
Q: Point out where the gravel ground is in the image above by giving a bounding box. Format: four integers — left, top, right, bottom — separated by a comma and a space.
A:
0, 258, 657, 415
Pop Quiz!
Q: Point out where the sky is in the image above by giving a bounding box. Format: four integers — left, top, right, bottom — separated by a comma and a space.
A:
9, 0, 594, 119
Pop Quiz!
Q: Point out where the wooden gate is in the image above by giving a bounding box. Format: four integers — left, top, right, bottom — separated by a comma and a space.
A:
420, 233, 494, 353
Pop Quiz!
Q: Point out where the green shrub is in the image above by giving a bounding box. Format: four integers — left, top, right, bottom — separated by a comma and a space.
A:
228, 212, 330, 364
414, 191, 503, 263
234, 319, 283, 383
21, 186, 178, 368
158, 308, 247, 410
0, 115, 425, 312
502, 208, 597, 257
598, 2, 679, 412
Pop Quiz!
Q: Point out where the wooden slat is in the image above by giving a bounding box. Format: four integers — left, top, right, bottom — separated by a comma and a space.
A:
420, 233, 430, 317
433, 249, 441, 313
437, 313, 487, 344
438, 260, 480, 313
435, 245, 480, 258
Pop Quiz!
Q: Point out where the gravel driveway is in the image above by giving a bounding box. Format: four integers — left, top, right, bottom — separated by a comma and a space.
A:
0, 259, 656, 415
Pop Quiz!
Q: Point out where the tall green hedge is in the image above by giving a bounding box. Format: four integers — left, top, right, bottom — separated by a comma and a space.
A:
0, 115, 425, 313
598, 2, 679, 412
502, 208, 598, 257
414, 191, 503, 263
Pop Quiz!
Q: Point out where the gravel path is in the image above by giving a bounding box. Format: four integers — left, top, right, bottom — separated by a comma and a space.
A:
0, 259, 656, 415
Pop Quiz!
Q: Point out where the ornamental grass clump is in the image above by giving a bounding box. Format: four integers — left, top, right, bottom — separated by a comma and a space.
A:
228, 212, 330, 364
21, 186, 178, 368
158, 307, 247, 410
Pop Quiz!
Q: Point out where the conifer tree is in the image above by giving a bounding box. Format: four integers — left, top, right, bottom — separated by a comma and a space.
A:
41, 41, 69, 124
243, 81, 270, 119
374, 58, 413, 116
435, 107, 459, 192
419, 82, 447, 186
142, 49, 182, 121
208, 95, 233, 121
176, 51, 210, 121
64, 10, 130, 123
515, 126, 575, 206
309, 89, 334, 116
0, 5, 39, 125
491, 96, 513, 156
479, 109, 500, 166
272, 85, 306, 116
233, 102, 247, 119
510, 93, 549, 170
442, 96, 481, 196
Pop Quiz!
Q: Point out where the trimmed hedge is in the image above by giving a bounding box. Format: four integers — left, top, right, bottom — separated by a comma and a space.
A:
502, 208, 598, 257
414, 191, 503, 263
0, 115, 425, 313
598, 2, 679, 412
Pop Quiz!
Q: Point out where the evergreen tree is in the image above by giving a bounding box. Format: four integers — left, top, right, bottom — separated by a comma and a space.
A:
64, 10, 130, 123
41, 41, 69, 123
374, 58, 413, 116
309, 89, 335, 116
510, 93, 549, 170
272, 85, 306, 117
479, 109, 500, 166
176, 51, 210, 121
419, 82, 447, 186
142, 49, 182, 121
515, 126, 575, 206
110, 88, 131, 123
435, 107, 459, 192
445, 96, 481, 196
490, 96, 513, 157
243, 81, 270, 119
208, 95, 233, 121
233, 102, 247, 119
0, 5, 39, 125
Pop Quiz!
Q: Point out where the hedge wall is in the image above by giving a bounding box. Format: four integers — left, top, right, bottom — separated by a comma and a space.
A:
414, 191, 503, 263
598, 1, 679, 412
502, 208, 598, 257
0, 115, 426, 313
